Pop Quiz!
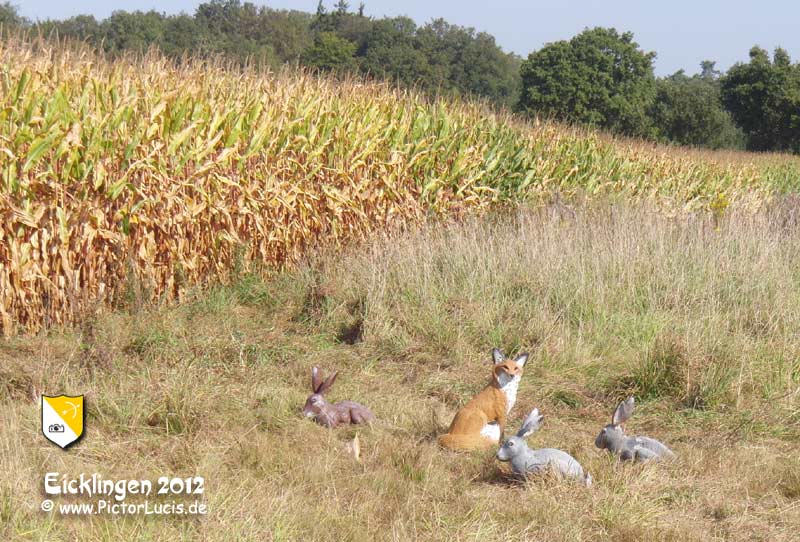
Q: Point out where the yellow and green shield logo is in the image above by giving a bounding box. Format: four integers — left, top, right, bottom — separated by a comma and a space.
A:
41, 395, 85, 449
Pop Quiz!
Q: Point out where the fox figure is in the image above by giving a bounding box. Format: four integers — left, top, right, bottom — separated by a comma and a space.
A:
438, 348, 528, 451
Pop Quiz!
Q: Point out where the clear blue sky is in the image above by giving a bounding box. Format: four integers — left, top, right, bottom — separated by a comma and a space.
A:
15, 0, 800, 76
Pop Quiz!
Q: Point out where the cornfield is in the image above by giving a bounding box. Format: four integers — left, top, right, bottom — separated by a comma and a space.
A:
1, 36, 799, 335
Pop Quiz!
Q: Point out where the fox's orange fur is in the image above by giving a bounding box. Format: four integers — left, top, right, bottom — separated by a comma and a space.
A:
438, 355, 526, 451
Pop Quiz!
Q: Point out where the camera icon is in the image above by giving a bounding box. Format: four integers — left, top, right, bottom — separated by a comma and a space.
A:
48, 423, 65, 433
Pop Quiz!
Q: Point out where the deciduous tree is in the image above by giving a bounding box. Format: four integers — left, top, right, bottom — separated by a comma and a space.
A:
518, 27, 656, 137
721, 47, 800, 152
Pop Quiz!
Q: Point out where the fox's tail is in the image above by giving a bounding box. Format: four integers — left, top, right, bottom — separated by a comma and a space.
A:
438, 432, 495, 451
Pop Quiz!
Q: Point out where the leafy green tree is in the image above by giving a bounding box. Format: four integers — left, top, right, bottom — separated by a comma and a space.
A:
325, 9, 371, 49
650, 68, 744, 149
720, 46, 800, 152
102, 10, 165, 54
301, 31, 356, 71
358, 17, 432, 88
256, 9, 313, 65
51, 15, 101, 42
456, 31, 520, 104
518, 27, 656, 137
416, 19, 520, 106
0, 1, 25, 28
700, 60, 720, 80
194, 0, 281, 66
311, 0, 336, 33
159, 14, 203, 57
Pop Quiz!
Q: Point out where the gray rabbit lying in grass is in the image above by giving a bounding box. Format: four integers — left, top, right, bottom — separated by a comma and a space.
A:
497, 408, 592, 486
595, 397, 675, 461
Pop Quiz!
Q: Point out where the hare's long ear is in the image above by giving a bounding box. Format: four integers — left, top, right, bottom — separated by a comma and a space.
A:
517, 408, 544, 438
492, 348, 506, 364
514, 352, 529, 367
612, 396, 635, 426
319, 371, 338, 395
311, 366, 323, 393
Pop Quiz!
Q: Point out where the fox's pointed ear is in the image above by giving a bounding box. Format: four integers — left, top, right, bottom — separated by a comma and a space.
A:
311, 366, 322, 393
319, 371, 338, 395
492, 348, 505, 364
514, 352, 529, 367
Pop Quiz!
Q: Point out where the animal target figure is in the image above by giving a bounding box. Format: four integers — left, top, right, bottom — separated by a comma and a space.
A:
497, 408, 592, 486
303, 367, 375, 428
439, 348, 528, 451
595, 396, 675, 462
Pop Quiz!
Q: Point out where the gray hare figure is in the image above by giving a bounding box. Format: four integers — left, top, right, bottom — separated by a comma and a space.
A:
595, 397, 675, 461
497, 408, 592, 486
303, 367, 375, 428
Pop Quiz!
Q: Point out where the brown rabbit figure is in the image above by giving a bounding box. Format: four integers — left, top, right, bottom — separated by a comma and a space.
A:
302, 366, 375, 428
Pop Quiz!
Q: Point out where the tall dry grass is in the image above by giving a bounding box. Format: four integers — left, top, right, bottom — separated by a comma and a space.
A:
315, 198, 800, 416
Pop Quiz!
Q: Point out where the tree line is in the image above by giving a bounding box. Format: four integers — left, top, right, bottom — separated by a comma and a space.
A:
2, 1, 798, 153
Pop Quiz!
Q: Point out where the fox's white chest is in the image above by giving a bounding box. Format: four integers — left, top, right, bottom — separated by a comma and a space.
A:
497, 372, 521, 414
480, 372, 522, 443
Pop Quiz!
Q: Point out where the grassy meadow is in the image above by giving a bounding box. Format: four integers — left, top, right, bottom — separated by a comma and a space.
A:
2, 35, 800, 541
3, 202, 800, 541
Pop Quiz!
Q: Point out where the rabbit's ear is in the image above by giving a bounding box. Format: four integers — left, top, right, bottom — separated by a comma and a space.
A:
492, 348, 506, 364
612, 396, 635, 425
518, 408, 543, 438
311, 366, 323, 393
514, 352, 529, 367
319, 371, 338, 395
